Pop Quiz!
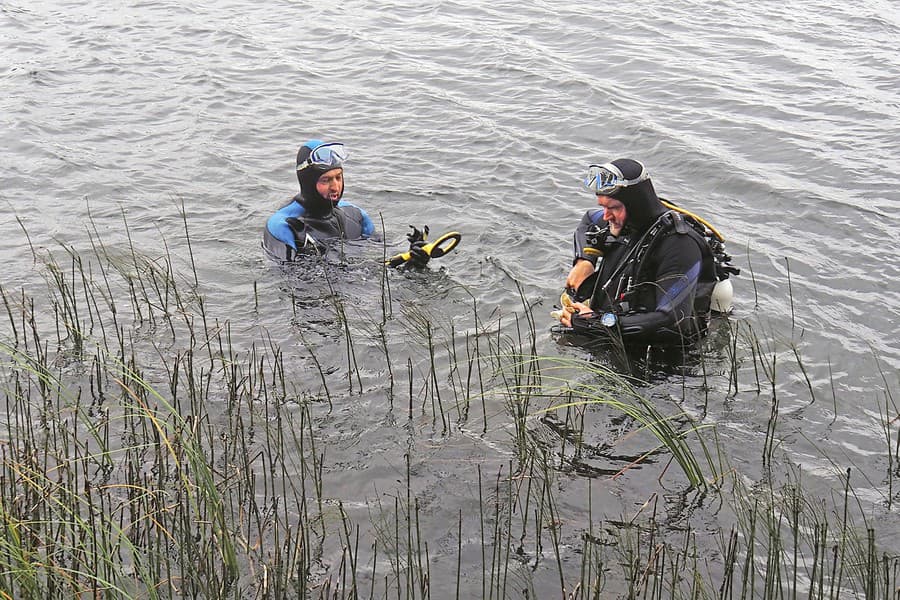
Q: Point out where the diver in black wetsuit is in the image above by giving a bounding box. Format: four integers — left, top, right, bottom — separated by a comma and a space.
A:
263, 139, 429, 267
559, 158, 722, 347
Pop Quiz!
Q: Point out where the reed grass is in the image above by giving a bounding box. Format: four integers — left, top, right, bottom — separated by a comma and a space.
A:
1, 220, 898, 599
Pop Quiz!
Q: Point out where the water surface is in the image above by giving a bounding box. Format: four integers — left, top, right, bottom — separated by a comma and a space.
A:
3, 0, 899, 595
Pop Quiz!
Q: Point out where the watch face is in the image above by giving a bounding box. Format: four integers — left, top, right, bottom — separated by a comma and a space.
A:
601, 312, 617, 327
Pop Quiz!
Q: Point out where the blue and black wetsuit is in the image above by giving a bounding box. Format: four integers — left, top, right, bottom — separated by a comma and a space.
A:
263, 139, 376, 261
263, 194, 375, 261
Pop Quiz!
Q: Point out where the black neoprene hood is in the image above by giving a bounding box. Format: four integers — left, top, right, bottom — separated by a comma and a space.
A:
606, 158, 665, 234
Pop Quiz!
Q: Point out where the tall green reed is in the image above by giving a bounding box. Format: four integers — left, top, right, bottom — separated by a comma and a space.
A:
3, 216, 899, 599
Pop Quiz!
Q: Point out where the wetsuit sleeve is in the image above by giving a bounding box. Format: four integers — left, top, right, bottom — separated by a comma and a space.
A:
573, 209, 605, 265
265, 200, 307, 250
358, 207, 375, 238
617, 234, 703, 339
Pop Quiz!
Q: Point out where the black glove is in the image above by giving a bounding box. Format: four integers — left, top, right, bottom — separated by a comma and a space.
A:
407, 240, 430, 268
403, 225, 431, 268
406, 225, 428, 244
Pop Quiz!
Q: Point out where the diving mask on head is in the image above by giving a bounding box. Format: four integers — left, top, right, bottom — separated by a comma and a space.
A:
296, 142, 348, 172
583, 161, 650, 196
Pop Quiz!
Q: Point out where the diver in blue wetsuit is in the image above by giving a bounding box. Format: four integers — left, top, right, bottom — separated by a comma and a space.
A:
558, 158, 736, 347
263, 139, 430, 267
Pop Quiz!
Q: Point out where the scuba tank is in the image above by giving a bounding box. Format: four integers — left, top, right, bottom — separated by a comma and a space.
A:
711, 278, 734, 313
659, 199, 739, 315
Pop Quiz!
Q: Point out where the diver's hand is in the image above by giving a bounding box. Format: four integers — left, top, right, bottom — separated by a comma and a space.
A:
559, 301, 592, 327
565, 259, 595, 291
407, 240, 431, 268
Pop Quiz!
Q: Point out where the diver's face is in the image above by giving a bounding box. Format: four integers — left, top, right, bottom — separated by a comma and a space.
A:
597, 195, 627, 236
316, 168, 344, 202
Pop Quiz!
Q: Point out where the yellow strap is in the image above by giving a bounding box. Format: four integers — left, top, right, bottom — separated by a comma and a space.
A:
661, 200, 725, 242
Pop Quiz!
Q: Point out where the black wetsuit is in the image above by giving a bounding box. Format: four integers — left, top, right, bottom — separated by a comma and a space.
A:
570, 188, 716, 347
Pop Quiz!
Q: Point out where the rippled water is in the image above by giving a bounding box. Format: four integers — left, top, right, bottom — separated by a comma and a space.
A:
3, 0, 900, 594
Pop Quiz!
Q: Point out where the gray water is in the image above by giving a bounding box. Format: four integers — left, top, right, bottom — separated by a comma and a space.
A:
3, 0, 900, 595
